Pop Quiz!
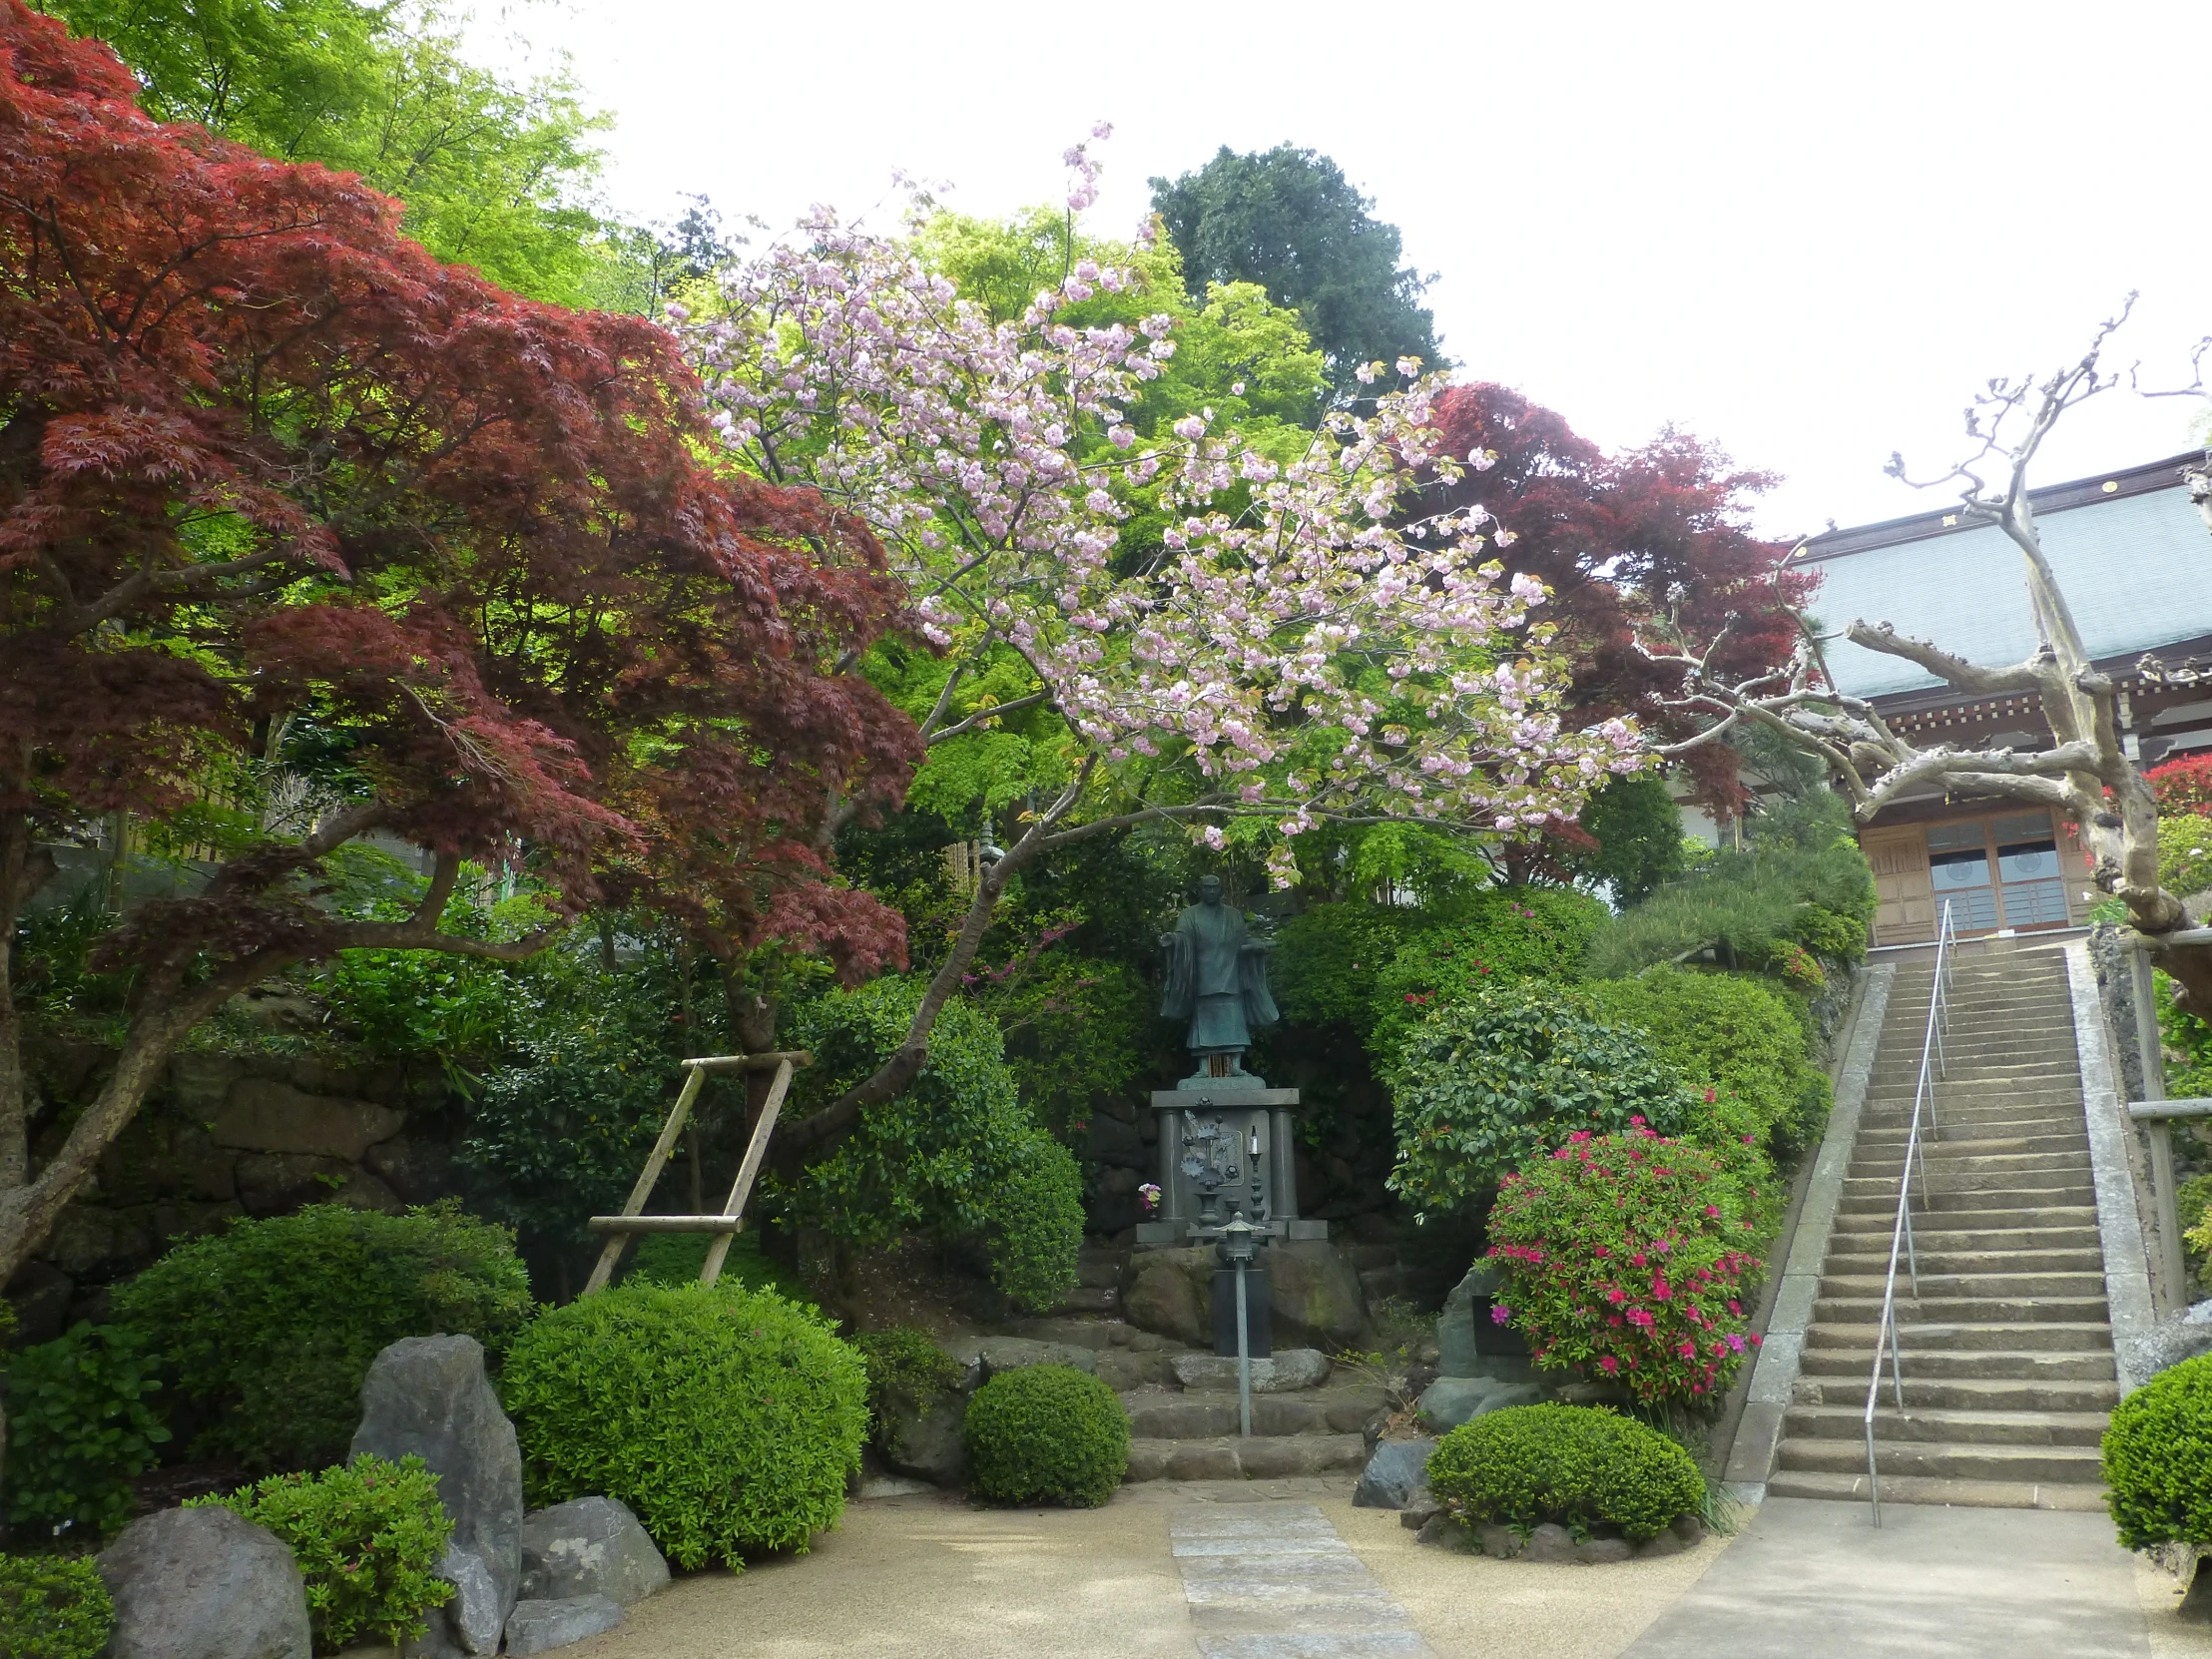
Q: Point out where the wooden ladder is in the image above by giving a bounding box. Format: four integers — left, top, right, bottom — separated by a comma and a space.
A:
581, 1050, 809, 1297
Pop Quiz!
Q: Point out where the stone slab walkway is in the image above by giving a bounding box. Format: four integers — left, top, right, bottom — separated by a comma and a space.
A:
1171, 1502, 1434, 1658
1623, 1496, 2150, 1658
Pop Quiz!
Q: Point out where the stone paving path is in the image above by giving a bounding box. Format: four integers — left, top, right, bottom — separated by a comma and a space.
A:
1171, 1502, 1437, 1659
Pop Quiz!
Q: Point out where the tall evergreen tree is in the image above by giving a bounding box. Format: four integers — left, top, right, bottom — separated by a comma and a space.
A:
1149, 145, 1441, 398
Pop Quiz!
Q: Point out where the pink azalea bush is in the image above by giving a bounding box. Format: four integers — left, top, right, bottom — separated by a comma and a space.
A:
1485, 1123, 1762, 1405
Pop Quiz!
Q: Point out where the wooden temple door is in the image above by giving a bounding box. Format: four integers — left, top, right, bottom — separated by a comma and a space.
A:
1863, 826, 1936, 946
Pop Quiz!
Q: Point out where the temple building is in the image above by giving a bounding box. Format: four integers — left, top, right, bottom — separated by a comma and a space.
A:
1713, 449, 2212, 949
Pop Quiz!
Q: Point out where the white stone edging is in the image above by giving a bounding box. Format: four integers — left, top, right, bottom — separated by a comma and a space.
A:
2064, 939, 2156, 1395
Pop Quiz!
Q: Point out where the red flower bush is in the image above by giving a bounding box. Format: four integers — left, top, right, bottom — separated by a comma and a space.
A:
1486, 1124, 1763, 1405
2149, 755, 2212, 820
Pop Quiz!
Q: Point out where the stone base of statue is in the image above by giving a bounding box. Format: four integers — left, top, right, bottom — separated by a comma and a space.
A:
1133, 1083, 1326, 1247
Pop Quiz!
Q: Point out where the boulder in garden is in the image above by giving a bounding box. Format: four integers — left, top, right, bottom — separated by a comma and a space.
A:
1352, 1436, 1438, 1510
351, 1335, 522, 1656
98, 1505, 310, 1659
504, 1596, 624, 1656
519, 1496, 669, 1606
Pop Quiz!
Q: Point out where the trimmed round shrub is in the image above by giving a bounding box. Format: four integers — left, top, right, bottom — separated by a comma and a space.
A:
789, 978, 1082, 1312
1367, 888, 1612, 1058
193, 1455, 453, 1654
501, 1281, 866, 1569
1384, 981, 1698, 1219
963, 1364, 1129, 1507
1487, 1126, 1763, 1404
2104, 1353, 2212, 1549
0, 1554, 113, 1659
1426, 1402, 1704, 1543
111, 1201, 534, 1472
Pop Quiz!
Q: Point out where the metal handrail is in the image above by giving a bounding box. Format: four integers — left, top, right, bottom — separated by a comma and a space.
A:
1865, 898, 1955, 1526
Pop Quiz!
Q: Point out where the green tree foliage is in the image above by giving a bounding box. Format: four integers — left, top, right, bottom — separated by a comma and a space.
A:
2158, 815, 2212, 898
502, 1282, 866, 1569
785, 979, 1082, 1312
1150, 145, 1441, 396
1584, 793, 1876, 985
963, 1364, 1129, 1507
1576, 775, 1689, 906
111, 1203, 535, 1471
1425, 1403, 1705, 1544
850, 1328, 962, 1459
4, 1323, 170, 1547
1383, 982, 1699, 1219
197, 1456, 454, 1654
40, 0, 631, 305
1586, 969, 1831, 1155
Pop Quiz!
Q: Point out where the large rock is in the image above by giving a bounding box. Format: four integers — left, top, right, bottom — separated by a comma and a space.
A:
211, 1076, 404, 1161
1353, 1437, 1438, 1510
236, 1153, 401, 1217
519, 1497, 669, 1606
1265, 1241, 1371, 1352
944, 1336, 1098, 1382
1437, 1261, 1503, 1378
1170, 1350, 1332, 1392
1122, 1254, 1206, 1346
1417, 1376, 1547, 1433
1120, 1243, 1370, 1353
881, 1394, 969, 1487
2119, 1299, 2212, 1384
504, 1596, 623, 1656
352, 1336, 523, 1656
99, 1505, 310, 1659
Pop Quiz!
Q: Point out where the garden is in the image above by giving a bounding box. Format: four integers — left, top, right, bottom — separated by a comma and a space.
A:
2, 0, 2084, 1653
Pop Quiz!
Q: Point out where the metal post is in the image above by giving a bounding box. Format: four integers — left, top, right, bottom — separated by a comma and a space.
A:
2131, 945, 2189, 1309
1235, 1260, 1253, 1438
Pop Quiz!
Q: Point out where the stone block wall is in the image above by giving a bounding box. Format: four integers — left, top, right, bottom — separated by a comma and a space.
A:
11, 1038, 464, 1344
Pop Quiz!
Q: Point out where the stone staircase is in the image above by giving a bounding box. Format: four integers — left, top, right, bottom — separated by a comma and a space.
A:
1772, 948, 2117, 1511
1052, 1244, 1126, 1319
1120, 1360, 1385, 1481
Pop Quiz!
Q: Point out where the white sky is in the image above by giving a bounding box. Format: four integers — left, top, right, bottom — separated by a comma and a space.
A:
468, 0, 2211, 541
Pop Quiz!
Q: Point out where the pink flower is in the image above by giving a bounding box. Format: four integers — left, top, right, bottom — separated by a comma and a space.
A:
1597, 1356, 1619, 1375
1490, 1305, 1511, 1326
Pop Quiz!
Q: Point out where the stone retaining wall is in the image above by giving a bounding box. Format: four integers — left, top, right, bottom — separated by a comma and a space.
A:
10, 1036, 464, 1343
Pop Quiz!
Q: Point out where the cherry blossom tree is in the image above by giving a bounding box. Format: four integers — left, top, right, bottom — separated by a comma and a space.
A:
680, 132, 1647, 1152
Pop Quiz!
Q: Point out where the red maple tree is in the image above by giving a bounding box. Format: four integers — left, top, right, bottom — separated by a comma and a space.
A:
0, 1, 916, 1279
1426, 382, 1813, 830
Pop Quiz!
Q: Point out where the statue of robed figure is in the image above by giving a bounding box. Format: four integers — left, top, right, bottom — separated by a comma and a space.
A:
1159, 875, 1279, 1085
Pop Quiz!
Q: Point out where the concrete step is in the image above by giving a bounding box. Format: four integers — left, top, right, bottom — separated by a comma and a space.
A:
1791, 1374, 2118, 1412
1860, 1092, 2084, 1117
1766, 1468, 2109, 1511
1818, 1271, 2110, 1301
1783, 1402, 2110, 1446
1799, 1346, 2118, 1382
1824, 1247, 2107, 1276
1829, 1205, 2099, 1239
1119, 1383, 1388, 1440
1853, 1130, 2088, 1156
1774, 1434, 2103, 1485
1805, 1321, 2113, 1355
1847, 1151, 2090, 1180
1123, 1431, 1369, 1482
1814, 1296, 2110, 1328
1837, 1183, 2096, 1214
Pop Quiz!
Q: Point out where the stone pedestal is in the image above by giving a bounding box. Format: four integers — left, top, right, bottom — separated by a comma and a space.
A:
1136, 1086, 1324, 1246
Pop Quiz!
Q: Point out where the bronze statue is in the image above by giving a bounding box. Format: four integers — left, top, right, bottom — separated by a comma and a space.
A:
1159, 875, 1279, 1085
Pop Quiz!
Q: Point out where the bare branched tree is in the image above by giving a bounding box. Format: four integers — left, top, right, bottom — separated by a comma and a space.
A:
1642, 298, 2212, 1008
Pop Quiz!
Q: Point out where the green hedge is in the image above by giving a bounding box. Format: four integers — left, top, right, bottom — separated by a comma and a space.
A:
0, 1554, 113, 1659
1587, 968, 1831, 1155
852, 1328, 963, 1458
4, 1323, 169, 1547
787, 978, 1082, 1312
112, 1202, 534, 1472
1425, 1403, 1704, 1543
963, 1364, 1129, 1507
501, 1282, 866, 1569
1383, 981, 1698, 1219
2105, 1354, 2212, 1549
194, 1455, 453, 1654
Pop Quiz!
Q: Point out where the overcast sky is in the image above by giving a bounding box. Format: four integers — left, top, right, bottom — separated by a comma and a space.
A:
468, 0, 2210, 542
